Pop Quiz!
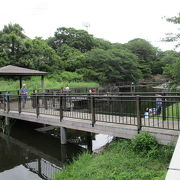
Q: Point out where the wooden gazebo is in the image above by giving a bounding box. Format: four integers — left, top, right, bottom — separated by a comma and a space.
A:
0, 65, 48, 89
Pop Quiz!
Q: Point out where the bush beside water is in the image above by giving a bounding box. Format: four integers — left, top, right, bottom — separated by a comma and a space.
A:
55, 132, 174, 180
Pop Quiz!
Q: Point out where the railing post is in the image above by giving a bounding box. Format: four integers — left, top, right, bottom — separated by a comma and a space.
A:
36, 96, 39, 118
18, 95, 21, 114
60, 96, 63, 121
6, 96, 10, 113
136, 95, 142, 132
91, 96, 95, 127
162, 93, 166, 121
44, 93, 48, 110
3, 99, 6, 112
32, 90, 36, 108
53, 92, 55, 107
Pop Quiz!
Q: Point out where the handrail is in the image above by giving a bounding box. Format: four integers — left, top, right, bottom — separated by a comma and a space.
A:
0, 94, 180, 131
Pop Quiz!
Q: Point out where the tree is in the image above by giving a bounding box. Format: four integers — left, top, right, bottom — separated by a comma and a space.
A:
162, 51, 180, 84
93, 38, 112, 50
163, 60, 180, 84
165, 13, 180, 48
77, 48, 142, 84
56, 44, 85, 72
0, 24, 27, 66
17, 38, 62, 72
47, 27, 95, 53
0, 24, 63, 73
125, 38, 157, 77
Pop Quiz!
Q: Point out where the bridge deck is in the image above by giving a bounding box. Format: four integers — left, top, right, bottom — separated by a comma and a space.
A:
0, 99, 179, 145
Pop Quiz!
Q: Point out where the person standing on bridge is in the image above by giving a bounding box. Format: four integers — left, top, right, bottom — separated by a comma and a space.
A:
20, 84, 28, 108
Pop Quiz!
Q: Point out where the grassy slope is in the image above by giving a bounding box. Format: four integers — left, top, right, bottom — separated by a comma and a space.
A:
55, 140, 171, 180
0, 77, 99, 91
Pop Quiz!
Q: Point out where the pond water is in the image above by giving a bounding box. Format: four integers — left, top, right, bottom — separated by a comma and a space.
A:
0, 121, 113, 180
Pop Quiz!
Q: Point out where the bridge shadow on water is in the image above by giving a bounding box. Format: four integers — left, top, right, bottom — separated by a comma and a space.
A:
0, 121, 87, 180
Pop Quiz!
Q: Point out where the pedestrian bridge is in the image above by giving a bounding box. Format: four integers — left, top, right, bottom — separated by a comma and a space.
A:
0, 94, 180, 145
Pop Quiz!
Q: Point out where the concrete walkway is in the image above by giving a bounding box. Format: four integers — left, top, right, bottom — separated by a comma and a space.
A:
166, 135, 180, 180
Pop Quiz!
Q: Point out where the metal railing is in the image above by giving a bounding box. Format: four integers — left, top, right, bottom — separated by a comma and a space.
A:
0, 94, 180, 131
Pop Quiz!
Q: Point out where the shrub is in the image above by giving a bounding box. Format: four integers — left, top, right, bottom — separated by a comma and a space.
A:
131, 132, 158, 154
158, 144, 175, 162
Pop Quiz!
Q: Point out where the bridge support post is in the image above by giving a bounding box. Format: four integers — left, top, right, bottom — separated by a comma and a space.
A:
60, 127, 67, 144
5, 116, 10, 126
4, 116, 10, 135
87, 132, 92, 153
61, 145, 67, 163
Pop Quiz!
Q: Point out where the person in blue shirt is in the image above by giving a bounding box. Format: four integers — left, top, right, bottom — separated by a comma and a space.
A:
3, 91, 10, 103
20, 84, 28, 108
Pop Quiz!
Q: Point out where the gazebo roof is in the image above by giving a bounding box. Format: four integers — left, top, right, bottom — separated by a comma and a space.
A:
0, 65, 48, 76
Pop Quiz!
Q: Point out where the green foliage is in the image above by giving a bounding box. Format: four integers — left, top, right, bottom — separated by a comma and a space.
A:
76, 68, 105, 82
22, 38, 62, 72
163, 60, 180, 84
1, 23, 179, 85
131, 132, 158, 154
165, 103, 180, 120
0, 24, 63, 73
48, 27, 95, 52
125, 38, 156, 61
58, 71, 83, 82
162, 51, 180, 84
82, 48, 143, 84
0, 24, 26, 66
57, 44, 85, 72
165, 13, 180, 48
93, 38, 112, 50
0, 77, 99, 91
125, 38, 158, 77
55, 137, 173, 180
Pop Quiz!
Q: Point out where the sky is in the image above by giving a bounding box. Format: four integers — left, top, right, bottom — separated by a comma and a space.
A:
0, 0, 180, 51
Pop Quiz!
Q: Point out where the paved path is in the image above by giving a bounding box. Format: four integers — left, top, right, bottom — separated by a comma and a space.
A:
166, 135, 180, 180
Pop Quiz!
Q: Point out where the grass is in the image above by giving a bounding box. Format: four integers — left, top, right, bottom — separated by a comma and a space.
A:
0, 77, 99, 91
152, 103, 180, 121
165, 103, 180, 120
55, 137, 173, 180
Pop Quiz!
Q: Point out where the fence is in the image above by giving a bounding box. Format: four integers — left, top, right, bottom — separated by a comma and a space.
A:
0, 94, 180, 131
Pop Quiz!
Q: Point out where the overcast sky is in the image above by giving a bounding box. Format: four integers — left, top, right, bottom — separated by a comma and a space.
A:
0, 0, 179, 51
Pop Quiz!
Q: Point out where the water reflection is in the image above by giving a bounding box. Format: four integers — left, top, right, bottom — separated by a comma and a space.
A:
0, 122, 85, 180
92, 134, 113, 152
24, 158, 61, 180
0, 165, 42, 180
0, 122, 113, 180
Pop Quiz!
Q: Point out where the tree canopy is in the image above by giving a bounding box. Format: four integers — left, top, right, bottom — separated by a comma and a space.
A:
162, 12, 180, 84
0, 22, 179, 85
165, 13, 180, 48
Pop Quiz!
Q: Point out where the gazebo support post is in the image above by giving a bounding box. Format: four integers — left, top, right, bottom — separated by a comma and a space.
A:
41, 75, 44, 91
19, 76, 22, 90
